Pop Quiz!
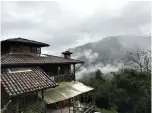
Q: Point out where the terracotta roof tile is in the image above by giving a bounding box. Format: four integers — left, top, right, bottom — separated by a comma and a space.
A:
1, 67, 57, 96
1, 53, 84, 66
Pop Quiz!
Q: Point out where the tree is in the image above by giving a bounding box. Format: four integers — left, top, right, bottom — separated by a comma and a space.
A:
123, 50, 151, 74
95, 69, 104, 81
109, 69, 150, 113
83, 68, 150, 113
81, 49, 151, 113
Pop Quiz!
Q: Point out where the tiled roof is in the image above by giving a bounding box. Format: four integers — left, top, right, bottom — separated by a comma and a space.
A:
1, 37, 49, 47
1, 67, 57, 97
1, 53, 84, 66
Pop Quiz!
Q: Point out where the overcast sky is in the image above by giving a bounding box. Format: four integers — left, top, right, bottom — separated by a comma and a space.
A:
1, 1, 151, 55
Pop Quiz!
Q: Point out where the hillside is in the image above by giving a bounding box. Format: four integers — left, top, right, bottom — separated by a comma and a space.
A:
69, 35, 151, 78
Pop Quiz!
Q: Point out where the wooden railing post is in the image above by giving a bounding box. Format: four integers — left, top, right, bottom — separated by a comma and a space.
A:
73, 64, 76, 81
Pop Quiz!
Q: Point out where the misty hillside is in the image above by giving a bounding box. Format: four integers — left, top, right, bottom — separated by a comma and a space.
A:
69, 35, 151, 78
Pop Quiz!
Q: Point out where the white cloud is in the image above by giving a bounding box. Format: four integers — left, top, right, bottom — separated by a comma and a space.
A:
73, 49, 98, 63
1, 1, 151, 55
76, 63, 123, 80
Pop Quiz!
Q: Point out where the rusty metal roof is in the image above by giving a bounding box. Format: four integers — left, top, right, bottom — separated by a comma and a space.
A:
1, 37, 50, 47
1, 67, 57, 97
1, 53, 84, 66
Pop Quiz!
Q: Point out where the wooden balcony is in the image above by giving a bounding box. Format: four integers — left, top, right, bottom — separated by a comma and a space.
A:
50, 74, 75, 83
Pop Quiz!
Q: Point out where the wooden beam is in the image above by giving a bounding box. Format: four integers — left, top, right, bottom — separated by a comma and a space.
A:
44, 102, 46, 113
35, 92, 38, 100
41, 90, 46, 113
75, 63, 84, 72
24, 95, 26, 108
16, 96, 19, 113
41, 90, 44, 101
69, 99, 71, 113
73, 64, 76, 81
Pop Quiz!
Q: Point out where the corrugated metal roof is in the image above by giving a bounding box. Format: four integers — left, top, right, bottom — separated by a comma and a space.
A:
38, 81, 94, 104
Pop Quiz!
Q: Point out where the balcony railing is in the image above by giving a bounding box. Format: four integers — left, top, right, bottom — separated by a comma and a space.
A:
50, 74, 75, 83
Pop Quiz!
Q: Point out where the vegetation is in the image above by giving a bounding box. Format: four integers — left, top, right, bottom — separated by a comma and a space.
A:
21, 109, 38, 113
81, 50, 151, 113
21, 101, 44, 113
0, 109, 3, 113
123, 50, 151, 74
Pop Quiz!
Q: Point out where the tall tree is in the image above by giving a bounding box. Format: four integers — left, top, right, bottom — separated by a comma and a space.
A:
123, 50, 151, 74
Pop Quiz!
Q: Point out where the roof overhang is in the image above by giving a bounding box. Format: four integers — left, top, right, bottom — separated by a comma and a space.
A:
1, 38, 50, 47
1, 61, 84, 68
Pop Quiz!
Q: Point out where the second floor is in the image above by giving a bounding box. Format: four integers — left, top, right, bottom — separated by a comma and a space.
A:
1, 38, 49, 55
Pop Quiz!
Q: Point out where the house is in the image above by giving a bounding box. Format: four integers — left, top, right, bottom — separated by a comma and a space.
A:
1, 38, 95, 113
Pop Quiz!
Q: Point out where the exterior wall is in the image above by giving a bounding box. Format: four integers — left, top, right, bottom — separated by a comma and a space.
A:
1, 43, 10, 55
1, 88, 9, 108
2, 43, 41, 54
40, 64, 58, 76
59, 64, 71, 74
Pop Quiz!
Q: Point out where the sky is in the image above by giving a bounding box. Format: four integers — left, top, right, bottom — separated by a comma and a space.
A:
1, 1, 151, 55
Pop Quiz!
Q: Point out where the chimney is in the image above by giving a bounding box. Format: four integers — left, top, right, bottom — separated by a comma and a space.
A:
62, 51, 72, 59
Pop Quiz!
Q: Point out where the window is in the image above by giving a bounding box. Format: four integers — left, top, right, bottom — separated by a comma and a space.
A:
8, 68, 32, 73
11, 45, 31, 53
37, 48, 41, 53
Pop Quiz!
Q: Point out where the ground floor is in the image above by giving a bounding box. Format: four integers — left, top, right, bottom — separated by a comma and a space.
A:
2, 81, 95, 113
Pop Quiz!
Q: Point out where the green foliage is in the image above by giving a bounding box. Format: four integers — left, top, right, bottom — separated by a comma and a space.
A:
0, 108, 5, 113
0, 109, 3, 113
21, 109, 38, 113
82, 68, 151, 113
95, 69, 104, 80
21, 101, 44, 113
